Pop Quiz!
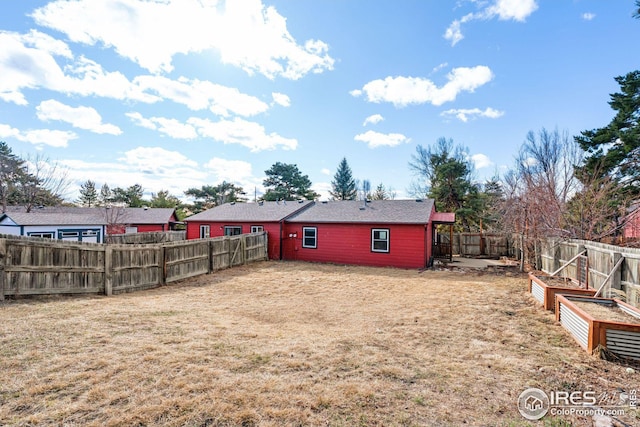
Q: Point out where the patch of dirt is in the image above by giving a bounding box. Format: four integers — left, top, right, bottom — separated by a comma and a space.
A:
573, 300, 640, 325
0, 261, 638, 426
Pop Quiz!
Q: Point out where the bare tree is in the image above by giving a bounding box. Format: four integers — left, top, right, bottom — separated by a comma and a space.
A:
18, 154, 71, 212
500, 128, 584, 268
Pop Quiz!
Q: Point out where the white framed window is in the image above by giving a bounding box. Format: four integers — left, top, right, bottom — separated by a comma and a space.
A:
125, 226, 138, 234
200, 225, 210, 238
302, 227, 317, 248
224, 226, 242, 236
59, 231, 80, 238
82, 230, 98, 237
251, 225, 264, 233
28, 232, 54, 239
371, 228, 390, 253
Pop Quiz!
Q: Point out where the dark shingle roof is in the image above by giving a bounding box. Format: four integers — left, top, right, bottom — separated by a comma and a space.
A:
287, 199, 435, 224
0, 207, 176, 226
185, 201, 313, 222
117, 208, 176, 224
1, 210, 105, 226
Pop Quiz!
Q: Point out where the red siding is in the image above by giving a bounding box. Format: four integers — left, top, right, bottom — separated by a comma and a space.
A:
108, 224, 167, 234
625, 210, 640, 239
186, 221, 283, 260
282, 222, 428, 269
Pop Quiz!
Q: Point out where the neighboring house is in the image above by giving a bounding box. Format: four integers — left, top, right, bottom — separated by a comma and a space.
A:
184, 201, 314, 260
0, 206, 179, 243
184, 199, 455, 269
0, 208, 107, 243
283, 199, 452, 269
105, 207, 180, 235
624, 201, 640, 240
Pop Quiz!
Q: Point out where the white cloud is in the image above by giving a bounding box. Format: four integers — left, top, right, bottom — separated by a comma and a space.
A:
0, 123, 77, 148
489, 0, 538, 21
444, 17, 466, 46
354, 130, 410, 148
61, 147, 208, 199
321, 168, 331, 175
1, 30, 271, 118
444, 0, 538, 46
189, 117, 297, 152
204, 158, 254, 182
432, 62, 449, 73
353, 66, 494, 107
272, 92, 291, 107
36, 99, 122, 135
127, 113, 295, 151
363, 114, 384, 126
134, 75, 270, 117
471, 153, 493, 169
119, 146, 200, 176
312, 181, 332, 201
440, 107, 504, 122
126, 112, 197, 139
32, 0, 334, 79
62, 152, 264, 201
582, 13, 596, 21
0, 30, 158, 105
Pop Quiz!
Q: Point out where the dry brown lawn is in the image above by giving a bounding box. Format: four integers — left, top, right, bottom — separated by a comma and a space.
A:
0, 261, 638, 426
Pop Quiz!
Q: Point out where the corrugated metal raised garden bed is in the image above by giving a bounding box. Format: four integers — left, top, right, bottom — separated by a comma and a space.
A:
555, 294, 640, 361
528, 271, 596, 311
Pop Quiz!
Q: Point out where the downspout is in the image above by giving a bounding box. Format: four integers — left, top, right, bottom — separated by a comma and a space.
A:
425, 223, 429, 268
279, 219, 284, 260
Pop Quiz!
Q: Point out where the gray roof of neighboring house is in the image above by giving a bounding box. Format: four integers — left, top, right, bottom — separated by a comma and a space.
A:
0, 210, 105, 226
184, 201, 314, 222
0, 207, 176, 226
287, 199, 436, 224
115, 207, 177, 224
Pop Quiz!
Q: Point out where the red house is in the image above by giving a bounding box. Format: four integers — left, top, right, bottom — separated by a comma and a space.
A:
283, 199, 452, 269
623, 201, 640, 240
184, 199, 454, 269
184, 201, 314, 260
106, 207, 180, 235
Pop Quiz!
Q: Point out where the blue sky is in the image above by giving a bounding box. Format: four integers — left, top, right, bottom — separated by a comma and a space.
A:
1, 0, 639, 202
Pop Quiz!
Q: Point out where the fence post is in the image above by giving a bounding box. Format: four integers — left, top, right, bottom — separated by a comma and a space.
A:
263, 232, 269, 260
611, 251, 622, 291
208, 239, 213, 274
0, 239, 5, 301
158, 244, 166, 286
104, 245, 113, 296
242, 234, 247, 265
551, 238, 561, 274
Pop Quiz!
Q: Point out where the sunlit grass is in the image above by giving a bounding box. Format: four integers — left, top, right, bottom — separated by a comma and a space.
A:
0, 261, 636, 426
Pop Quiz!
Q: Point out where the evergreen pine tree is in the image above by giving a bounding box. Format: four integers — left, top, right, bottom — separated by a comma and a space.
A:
329, 158, 357, 200
78, 180, 98, 207
98, 183, 112, 206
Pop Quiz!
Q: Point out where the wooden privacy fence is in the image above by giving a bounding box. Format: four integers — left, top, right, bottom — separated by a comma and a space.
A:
450, 233, 516, 258
0, 232, 268, 299
106, 231, 186, 244
540, 238, 640, 309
